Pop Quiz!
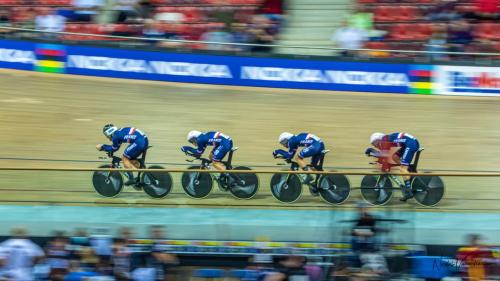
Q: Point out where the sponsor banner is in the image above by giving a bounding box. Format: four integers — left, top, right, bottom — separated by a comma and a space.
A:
0, 39, 441, 94
434, 65, 500, 96
0, 40, 37, 71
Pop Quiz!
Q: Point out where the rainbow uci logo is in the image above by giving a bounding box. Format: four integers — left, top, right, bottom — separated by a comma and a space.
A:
34, 44, 66, 73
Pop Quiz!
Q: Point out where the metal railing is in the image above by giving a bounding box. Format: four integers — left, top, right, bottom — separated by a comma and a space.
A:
1, 26, 500, 58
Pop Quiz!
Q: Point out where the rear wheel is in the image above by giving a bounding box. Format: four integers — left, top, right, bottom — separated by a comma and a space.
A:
412, 175, 445, 207
181, 165, 213, 199
92, 164, 123, 198
270, 173, 302, 203
318, 174, 351, 205
142, 165, 173, 199
228, 166, 259, 199
360, 175, 393, 206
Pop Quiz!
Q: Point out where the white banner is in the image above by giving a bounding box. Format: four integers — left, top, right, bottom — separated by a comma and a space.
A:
434, 65, 500, 96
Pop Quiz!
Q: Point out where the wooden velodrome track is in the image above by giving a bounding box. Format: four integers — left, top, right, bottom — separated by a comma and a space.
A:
0, 69, 499, 212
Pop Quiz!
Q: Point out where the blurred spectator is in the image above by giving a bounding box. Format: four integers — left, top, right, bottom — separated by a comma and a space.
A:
46, 232, 70, 280
0, 9, 10, 28
331, 20, 367, 57
131, 255, 155, 281
90, 228, 113, 262
456, 234, 493, 281
0, 227, 44, 281
35, 8, 66, 40
72, 0, 104, 22
447, 19, 473, 54
157, 23, 185, 48
111, 238, 131, 280
200, 24, 234, 51
113, 0, 140, 23
135, 0, 153, 20
148, 225, 178, 281
231, 22, 252, 52
428, 0, 461, 21
248, 15, 277, 53
264, 255, 308, 281
350, 4, 386, 40
425, 25, 449, 60
118, 227, 133, 243
351, 201, 377, 253
32, 252, 51, 281
142, 19, 165, 42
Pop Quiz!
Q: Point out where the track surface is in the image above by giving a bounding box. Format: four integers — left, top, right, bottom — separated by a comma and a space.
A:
1, 69, 500, 211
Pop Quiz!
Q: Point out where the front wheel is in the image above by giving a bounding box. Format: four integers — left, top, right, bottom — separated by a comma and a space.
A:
92, 165, 123, 198
270, 173, 302, 203
317, 174, 351, 205
360, 175, 393, 206
181, 165, 213, 199
228, 166, 259, 199
142, 165, 173, 199
412, 175, 445, 207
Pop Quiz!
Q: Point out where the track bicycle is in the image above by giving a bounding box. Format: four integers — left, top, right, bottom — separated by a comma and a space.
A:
181, 147, 259, 199
361, 148, 445, 206
270, 149, 351, 204
92, 147, 172, 198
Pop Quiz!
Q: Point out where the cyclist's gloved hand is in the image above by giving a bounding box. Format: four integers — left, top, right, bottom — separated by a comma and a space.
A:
365, 147, 376, 156
273, 149, 289, 159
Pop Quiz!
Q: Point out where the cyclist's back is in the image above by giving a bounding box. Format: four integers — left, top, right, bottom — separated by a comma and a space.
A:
197, 131, 232, 148
289, 133, 323, 149
112, 127, 148, 146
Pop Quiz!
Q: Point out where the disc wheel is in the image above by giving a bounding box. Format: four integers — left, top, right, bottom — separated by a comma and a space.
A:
270, 173, 302, 203
412, 175, 445, 207
181, 165, 213, 199
360, 175, 393, 206
92, 164, 123, 198
228, 166, 259, 199
318, 174, 351, 205
142, 165, 173, 199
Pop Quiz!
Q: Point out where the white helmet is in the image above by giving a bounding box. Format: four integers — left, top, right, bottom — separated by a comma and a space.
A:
370, 132, 385, 144
187, 130, 202, 142
278, 132, 293, 145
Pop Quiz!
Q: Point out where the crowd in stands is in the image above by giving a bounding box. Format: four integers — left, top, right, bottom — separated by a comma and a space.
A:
0, 0, 284, 52
0, 204, 498, 281
332, 0, 500, 59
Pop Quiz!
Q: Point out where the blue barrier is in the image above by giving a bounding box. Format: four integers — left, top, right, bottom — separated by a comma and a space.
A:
0, 39, 410, 93
0, 39, 499, 96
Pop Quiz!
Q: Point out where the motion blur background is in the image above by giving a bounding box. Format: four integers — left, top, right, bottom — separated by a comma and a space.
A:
0, 0, 499, 280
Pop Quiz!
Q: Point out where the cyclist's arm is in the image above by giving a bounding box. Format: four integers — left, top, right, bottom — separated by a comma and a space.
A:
101, 138, 121, 152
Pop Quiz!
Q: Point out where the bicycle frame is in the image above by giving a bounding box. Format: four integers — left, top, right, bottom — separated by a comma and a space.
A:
186, 149, 237, 181
372, 148, 423, 190
277, 152, 327, 187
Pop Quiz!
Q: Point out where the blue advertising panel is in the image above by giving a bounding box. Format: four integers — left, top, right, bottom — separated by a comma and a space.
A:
0, 39, 412, 93
0, 40, 37, 71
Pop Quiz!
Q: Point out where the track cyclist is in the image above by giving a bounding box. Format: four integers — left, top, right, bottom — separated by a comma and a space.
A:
96, 124, 149, 188
181, 130, 235, 188
365, 132, 420, 202
273, 132, 326, 196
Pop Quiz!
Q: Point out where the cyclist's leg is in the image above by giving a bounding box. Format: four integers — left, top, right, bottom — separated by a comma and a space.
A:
123, 142, 145, 185
399, 142, 418, 201
211, 143, 231, 171
297, 144, 322, 186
